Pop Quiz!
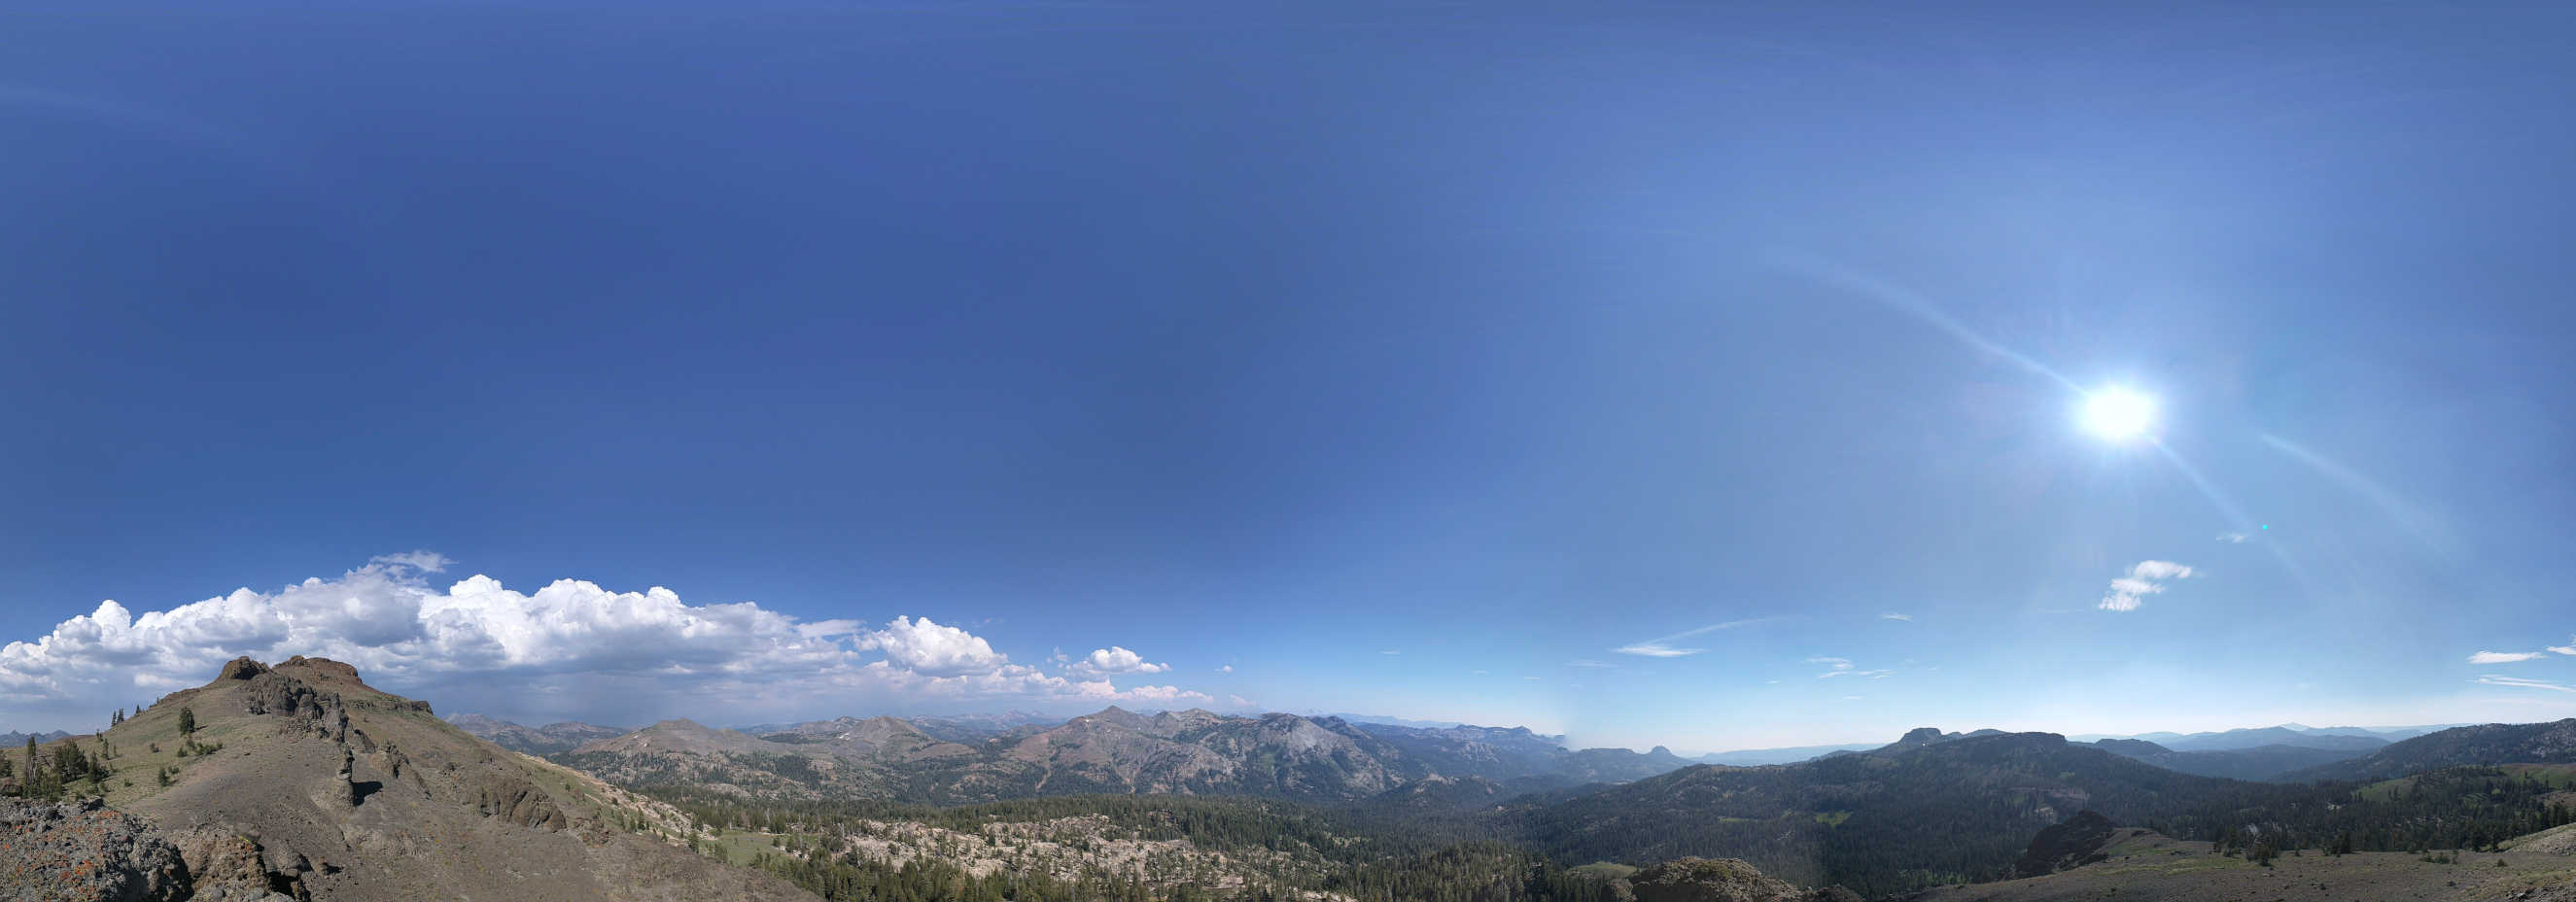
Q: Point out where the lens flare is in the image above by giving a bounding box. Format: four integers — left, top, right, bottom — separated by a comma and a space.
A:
2082, 387, 2155, 440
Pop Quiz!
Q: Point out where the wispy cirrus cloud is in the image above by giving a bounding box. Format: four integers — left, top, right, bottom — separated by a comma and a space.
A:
2477, 675, 2576, 694
2101, 560, 2195, 612
1614, 617, 1781, 657
1807, 656, 1891, 678
2469, 650, 2546, 664
1880, 612, 1913, 622
2550, 639, 2576, 656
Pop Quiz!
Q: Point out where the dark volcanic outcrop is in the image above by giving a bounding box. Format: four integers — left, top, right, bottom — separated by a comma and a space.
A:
2012, 810, 2117, 877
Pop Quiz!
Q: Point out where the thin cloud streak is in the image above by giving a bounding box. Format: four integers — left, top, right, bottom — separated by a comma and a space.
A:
2478, 675, 2576, 694
1613, 616, 1783, 657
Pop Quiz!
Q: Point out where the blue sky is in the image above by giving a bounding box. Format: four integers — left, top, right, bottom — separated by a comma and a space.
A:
4, 1, 2574, 751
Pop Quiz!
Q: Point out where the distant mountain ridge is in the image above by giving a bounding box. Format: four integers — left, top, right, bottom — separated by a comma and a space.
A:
1681, 723, 2440, 769
2085, 738, 2372, 781
445, 713, 626, 754
0, 729, 73, 747
2069, 723, 2437, 751
1514, 729, 2249, 896
2281, 718, 2576, 782
540, 706, 1697, 804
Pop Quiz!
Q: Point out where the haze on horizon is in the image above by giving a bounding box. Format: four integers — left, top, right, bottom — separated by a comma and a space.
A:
6, 0, 2575, 755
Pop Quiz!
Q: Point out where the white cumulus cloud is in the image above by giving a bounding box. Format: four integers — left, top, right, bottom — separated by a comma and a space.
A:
1065, 645, 1170, 678
2100, 560, 2195, 612
0, 555, 1204, 730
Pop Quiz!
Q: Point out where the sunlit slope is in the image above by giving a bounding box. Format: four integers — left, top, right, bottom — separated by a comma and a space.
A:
80, 656, 818, 902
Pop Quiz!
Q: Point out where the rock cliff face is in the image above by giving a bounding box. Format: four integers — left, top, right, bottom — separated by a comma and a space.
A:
52, 656, 818, 902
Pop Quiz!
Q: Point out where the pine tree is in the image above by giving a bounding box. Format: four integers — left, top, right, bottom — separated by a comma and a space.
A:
179, 706, 196, 737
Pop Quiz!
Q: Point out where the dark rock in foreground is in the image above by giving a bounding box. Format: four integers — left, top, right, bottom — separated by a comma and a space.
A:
0, 797, 195, 902
2014, 810, 2117, 878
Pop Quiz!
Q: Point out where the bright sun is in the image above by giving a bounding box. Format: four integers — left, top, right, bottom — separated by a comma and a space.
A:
2082, 387, 2156, 440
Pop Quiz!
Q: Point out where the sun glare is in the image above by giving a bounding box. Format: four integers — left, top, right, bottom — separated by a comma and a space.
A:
2082, 387, 2156, 440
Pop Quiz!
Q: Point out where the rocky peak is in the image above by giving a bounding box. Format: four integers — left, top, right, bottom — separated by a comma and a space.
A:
1897, 727, 1948, 746
275, 656, 366, 685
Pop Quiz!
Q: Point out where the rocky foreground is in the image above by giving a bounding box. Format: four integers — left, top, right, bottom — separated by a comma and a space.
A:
6, 656, 818, 902
0, 796, 293, 902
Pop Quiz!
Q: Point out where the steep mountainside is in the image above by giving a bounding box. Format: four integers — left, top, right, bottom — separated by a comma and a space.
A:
558, 708, 1427, 803
2087, 739, 2369, 781
2282, 718, 2576, 782
1346, 722, 1579, 781
1515, 732, 2247, 897
43, 656, 818, 902
1341, 721, 1695, 783
445, 713, 626, 754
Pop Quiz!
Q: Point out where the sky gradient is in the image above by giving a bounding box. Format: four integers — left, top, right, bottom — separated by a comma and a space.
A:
5, 1, 2575, 752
